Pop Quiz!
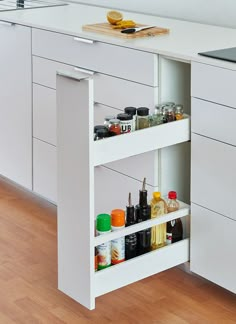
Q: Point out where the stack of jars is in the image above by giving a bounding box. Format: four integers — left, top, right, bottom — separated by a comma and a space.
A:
94, 103, 184, 140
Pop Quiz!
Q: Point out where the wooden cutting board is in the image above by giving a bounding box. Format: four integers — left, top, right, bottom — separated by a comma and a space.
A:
82, 23, 170, 39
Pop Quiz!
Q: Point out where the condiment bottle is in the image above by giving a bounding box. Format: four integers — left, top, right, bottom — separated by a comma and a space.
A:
108, 118, 121, 136
135, 178, 151, 255
175, 104, 184, 120
117, 113, 133, 133
111, 209, 125, 265
125, 193, 137, 260
96, 214, 111, 270
124, 107, 137, 131
104, 115, 116, 127
137, 107, 150, 130
166, 191, 183, 244
96, 128, 110, 140
150, 192, 167, 250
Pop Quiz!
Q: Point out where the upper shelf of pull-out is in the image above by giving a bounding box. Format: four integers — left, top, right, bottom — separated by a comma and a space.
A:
94, 115, 190, 166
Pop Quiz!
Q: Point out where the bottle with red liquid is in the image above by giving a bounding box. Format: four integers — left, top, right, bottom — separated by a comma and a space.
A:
166, 191, 183, 244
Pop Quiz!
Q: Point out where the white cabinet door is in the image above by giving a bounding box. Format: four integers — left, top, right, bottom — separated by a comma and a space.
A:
191, 203, 236, 294
0, 23, 32, 189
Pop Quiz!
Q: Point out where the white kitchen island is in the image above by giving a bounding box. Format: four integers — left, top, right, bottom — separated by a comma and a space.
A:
0, 3, 235, 309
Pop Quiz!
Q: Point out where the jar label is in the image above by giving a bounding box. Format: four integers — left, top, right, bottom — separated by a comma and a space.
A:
120, 121, 133, 133
111, 237, 125, 264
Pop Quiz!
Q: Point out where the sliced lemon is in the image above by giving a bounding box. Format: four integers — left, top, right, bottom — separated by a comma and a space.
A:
107, 10, 123, 25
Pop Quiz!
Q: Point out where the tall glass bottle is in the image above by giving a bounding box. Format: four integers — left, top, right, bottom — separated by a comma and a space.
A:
125, 193, 137, 260
166, 191, 183, 244
135, 178, 151, 255
150, 192, 167, 250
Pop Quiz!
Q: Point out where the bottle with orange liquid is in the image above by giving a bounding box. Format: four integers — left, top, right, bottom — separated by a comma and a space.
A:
111, 209, 125, 265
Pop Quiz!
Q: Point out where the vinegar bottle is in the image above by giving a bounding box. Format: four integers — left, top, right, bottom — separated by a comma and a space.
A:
166, 191, 183, 244
150, 192, 167, 250
125, 193, 137, 260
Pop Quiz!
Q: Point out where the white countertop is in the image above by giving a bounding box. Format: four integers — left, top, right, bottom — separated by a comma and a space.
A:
0, 3, 236, 69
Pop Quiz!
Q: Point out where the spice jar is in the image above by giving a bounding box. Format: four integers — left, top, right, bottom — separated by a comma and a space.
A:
104, 115, 116, 127
108, 119, 121, 136
166, 107, 175, 122
175, 104, 184, 120
124, 107, 137, 131
94, 125, 108, 140
117, 113, 133, 133
96, 128, 110, 140
137, 107, 150, 130
150, 106, 163, 126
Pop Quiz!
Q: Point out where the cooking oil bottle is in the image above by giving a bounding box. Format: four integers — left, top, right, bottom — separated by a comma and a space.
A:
150, 192, 167, 250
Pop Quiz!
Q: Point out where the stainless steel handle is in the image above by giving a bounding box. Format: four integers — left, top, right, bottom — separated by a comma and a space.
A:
0, 21, 15, 27
74, 67, 95, 75
73, 37, 94, 44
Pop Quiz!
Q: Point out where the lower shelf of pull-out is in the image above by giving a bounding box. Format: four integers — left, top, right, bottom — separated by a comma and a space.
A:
94, 115, 190, 166
94, 238, 190, 298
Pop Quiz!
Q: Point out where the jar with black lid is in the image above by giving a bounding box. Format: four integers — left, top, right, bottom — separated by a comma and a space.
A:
137, 107, 150, 130
94, 125, 108, 140
124, 107, 137, 131
117, 113, 133, 133
96, 128, 110, 140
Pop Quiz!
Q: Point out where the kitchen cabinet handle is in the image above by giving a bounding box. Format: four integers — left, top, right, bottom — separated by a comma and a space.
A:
0, 21, 15, 26
73, 37, 94, 44
74, 67, 95, 75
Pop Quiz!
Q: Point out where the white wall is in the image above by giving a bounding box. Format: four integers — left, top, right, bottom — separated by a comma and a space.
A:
72, 0, 236, 29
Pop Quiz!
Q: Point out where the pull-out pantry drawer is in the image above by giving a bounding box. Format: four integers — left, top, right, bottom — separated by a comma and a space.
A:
191, 203, 236, 294
191, 61, 236, 108
191, 133, 236, 221
33, 56, 158, 109
32, 29, 158, 86
192, 97, 236, 145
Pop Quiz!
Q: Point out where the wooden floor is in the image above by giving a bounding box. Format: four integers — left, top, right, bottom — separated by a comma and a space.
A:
0, 178, 235, 324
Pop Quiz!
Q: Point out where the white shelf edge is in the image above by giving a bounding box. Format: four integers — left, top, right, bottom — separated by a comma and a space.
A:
94, 115, 190, 166
94, 201, 190, 246
94, 238, 190, 298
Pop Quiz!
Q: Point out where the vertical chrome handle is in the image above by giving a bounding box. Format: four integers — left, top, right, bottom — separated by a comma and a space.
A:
73, 37, 94, 44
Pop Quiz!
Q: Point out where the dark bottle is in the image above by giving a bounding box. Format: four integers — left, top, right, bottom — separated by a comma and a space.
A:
135, 178, 151, 255
125, 193, 137, 260
166, 191, 183, 244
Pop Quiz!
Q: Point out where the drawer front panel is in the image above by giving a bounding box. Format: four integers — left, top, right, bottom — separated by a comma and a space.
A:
191, 133, 236, 221
33, 56, 158, 109
191, 203, 236, 294
33, 84, 57, 146
33, 138, 57, 203
192, 61, 236, 108
192, 97, 236, 145
32, 29, 158, 86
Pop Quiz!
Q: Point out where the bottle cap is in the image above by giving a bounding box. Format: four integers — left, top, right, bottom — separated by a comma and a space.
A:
124, 107, 137, 116
96, 214, 111, 232
94, 125, 107, 133
137, 107, 149, 116
111, 209, 125, 227
117, 113, 132, 121
168, 191, 177, 199
104, 115, 116, 121
153, 191, 161, 199
109, 118, 120, 125
96, 128, 110, 138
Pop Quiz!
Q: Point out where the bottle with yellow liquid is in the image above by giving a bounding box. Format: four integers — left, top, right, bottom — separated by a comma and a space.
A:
150, 192, 167, 250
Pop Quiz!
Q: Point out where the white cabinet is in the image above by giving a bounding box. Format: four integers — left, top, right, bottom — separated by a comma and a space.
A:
0, 23, 32, 189
191, 203, 236, 294
191, 61, 236, 292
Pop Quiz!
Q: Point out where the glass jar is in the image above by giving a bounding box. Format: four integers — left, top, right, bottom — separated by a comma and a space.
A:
94, 125, 108, 140
108, 119, 121, 135
162, 106, 169, 123
137, 107, 149, 130
166, 107, 175, 122
96, 128, 110, 140
104, 115, 116, 127
175, 104, 184, 120
117, 113, 133, 133
150, 106, 163, 126
124, 107, 137, 131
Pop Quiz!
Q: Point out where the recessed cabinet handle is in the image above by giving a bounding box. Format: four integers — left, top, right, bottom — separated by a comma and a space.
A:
74, 67, 95, 75
0, 21, 14, 26
73, 37, 94, 44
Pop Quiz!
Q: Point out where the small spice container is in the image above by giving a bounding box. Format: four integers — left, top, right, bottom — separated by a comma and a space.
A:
137, 107, 149, 130
150, 106, 163, 126
117, 113, 133, 133
96, 128, 110, 140
124, 107, 137, 131
94, 125, 108, 140
104, 115, 116, 127
175, 104, 184, 120
108, 118, 121, 136
166, 107, 175, 122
